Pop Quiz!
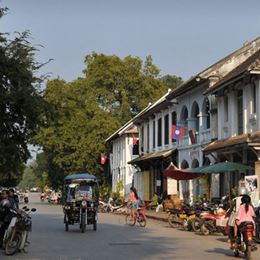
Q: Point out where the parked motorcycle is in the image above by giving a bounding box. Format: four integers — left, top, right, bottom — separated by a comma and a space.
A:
192, 208, 210, 232
233, 222, 257, 260
3, 206, 36, 255
199, 206, 226, 236
168, 205, 196, 230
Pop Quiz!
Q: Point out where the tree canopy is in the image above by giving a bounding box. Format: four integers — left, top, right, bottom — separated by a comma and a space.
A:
36, 53, 182, 188
0, 8, 45, 186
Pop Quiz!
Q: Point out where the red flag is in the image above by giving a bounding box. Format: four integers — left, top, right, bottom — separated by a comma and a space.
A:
132, 135, 137, 145
101, 153, 107, 165
189, 129, 196, 144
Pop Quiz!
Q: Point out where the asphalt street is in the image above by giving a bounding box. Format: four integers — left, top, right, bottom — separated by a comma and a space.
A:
1, 193, 260, 260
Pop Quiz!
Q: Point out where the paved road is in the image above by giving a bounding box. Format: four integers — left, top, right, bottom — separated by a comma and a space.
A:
1, 193, 260, 260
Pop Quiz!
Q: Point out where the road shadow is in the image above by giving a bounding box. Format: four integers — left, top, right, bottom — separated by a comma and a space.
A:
205, 247, 235, 258
217, 237, 229, 243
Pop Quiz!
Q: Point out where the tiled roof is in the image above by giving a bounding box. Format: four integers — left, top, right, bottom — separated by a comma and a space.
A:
128, 148, 176, 165
205, 49, 260, 94
203, 131, 260, 153
167, 36, 260, 100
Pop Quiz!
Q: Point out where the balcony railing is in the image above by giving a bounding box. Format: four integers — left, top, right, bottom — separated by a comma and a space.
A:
178, 129, 211, 147
199, 129, 211, 144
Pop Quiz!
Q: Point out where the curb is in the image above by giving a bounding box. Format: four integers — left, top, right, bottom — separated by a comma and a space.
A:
113, 211, 168, 222
146, 214, 168, 222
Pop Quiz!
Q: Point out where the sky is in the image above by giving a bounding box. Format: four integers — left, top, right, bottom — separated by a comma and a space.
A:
1, 0, 260, 83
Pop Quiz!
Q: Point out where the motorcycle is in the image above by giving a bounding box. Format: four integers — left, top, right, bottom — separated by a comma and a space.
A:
192, 208, 210, 232
233, 222, 257, 260
40, 193, 45, 202
3, 206, 36, 256
199, 206, 227, 236
168, 205, 196, 230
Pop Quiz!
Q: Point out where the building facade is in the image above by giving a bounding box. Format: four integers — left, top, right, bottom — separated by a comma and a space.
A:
129, 37, 260, 201
106, 122, 139, 198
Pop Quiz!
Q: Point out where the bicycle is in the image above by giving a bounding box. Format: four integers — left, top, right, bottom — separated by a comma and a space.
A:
125, 204, 147, 227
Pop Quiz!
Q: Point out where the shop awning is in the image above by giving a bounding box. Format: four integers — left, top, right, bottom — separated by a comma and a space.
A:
163, 162, 253, 180
198, 162, 253, 173
128, 148, 176, 165
163, 163, 203, 180
203, 131, 260, 153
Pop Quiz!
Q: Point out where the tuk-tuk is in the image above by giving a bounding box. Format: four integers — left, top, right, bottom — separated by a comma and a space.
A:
63, 173, 99, 233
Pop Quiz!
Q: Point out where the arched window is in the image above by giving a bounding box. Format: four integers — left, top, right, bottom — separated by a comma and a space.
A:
203, 156, 211, 166
191, 101, 200, 132
180, 106, 188, 135
192, 159, 200, 197
202, 98, 210, 129
192, 159, 199, 168
181, 160, 189, 169
181, 160, 190, 201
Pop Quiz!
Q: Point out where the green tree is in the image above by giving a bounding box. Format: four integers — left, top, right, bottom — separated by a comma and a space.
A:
19, 163, 38, 190
83, 53, 169, 123
0, 8, 45, 186
36, 53, 182, 188
160, 74, 183, 90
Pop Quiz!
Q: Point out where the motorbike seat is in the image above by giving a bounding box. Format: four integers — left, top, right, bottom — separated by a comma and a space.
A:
240, 221, 254, 227
239, 221, 254, 232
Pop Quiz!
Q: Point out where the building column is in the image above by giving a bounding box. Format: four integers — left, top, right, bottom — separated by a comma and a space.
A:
255, 160, 260, 200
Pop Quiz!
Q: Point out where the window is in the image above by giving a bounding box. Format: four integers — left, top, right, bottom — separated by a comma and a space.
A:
157, 118, 162, 147
141, 126, 144, 152
203, 98, 211, 129
152, 121, 155, 148
146, 124, 150, 152
252, 84, 256, 114
237, 90, 243, 135
164, 114, 169, 145
224, 96, 228, 122
171, 111, 177, 142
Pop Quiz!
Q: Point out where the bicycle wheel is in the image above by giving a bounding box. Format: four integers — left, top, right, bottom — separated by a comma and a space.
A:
125, 214, 136, 226
138, 213, 146, 227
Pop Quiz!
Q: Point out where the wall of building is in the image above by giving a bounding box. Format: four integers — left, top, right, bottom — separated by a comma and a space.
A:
217, 78, 260, 140
111, 134, 138, 197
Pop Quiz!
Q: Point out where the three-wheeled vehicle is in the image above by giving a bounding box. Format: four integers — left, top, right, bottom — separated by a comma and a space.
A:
63, 173, 99, 233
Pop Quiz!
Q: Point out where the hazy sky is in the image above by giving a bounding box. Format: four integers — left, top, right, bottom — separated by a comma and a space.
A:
1, 0, 260, 82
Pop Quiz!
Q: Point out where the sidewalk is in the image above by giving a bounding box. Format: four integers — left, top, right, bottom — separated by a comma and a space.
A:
145, 210, 168, 222
114, 208, 169, 222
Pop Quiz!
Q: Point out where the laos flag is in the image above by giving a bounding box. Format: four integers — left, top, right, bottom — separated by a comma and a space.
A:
172, 125, 184, 141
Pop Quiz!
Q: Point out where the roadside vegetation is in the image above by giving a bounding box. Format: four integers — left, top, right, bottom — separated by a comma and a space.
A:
0, 6, 182, 191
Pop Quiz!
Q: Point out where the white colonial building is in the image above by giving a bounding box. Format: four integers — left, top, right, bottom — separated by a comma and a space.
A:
204, 47, 260, 196
106, 121, 139, 198
129, 37, 260, 201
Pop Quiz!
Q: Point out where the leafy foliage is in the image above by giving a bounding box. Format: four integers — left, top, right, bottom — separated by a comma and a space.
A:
0, 8, 45, 186
19, 152, 50, 191
36, 54, 182, 188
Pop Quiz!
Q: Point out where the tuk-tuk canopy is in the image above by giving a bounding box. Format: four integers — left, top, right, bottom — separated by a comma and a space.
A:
64, 173, 96, 182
